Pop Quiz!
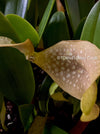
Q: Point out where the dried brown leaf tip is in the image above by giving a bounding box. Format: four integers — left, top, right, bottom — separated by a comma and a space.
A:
31, 40, 100, 99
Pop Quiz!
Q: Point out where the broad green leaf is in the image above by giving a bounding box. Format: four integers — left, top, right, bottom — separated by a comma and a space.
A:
0, 12, 20, 42
80, 104, 100, 122
43, 11, 70, 48
65, 0, 80, 32
81, 82, 97, 114
0, 47, 35, 105
39, 76, 53, 114
19, 104, 34, 131
43, 125, 69, 134
6, 14, 39, 47
38, 0, 56, 39
81, 1, 100, 48
4, 0, 30, 18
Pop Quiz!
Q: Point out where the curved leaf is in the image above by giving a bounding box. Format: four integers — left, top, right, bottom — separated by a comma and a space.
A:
81, 1, 100, 48
78, 0, 95, 19
0, 47, 35, 105
0, 12, 20, 42
65, 0, 95, 33
49, 82, 58, 95
6, 14, 39, 47
65, 0, 80, 32
38, 0, 56, 39
74, 17, 86, 39
43, 11, 70, 48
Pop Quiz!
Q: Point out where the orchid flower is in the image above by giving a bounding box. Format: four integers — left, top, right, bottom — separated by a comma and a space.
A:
0, 36, 99, 122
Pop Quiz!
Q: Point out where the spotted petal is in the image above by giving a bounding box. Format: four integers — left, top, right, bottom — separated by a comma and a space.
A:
31, 40, 100, 99
0, 39, 100, 100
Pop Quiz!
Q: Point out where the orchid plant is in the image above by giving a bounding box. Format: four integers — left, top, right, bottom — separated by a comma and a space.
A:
0, 0, 100, 134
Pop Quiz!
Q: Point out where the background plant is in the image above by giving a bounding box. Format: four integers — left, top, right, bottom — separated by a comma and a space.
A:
0, 0, 100, 134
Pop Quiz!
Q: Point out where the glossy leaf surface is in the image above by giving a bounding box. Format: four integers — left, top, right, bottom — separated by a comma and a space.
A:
38, 0, 55, 39
65, 0, 80, 32
6, 14, 39, 46
81, 1, 100, 48
0, 12, 20, 42
0, 47, 35, 105
43, 11, 70, 48
65, 0, 95, 33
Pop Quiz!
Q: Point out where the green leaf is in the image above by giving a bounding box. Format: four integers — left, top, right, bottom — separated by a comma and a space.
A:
43, 125, 69, 134
81, 1, 100, 48
0, 12, 20, 42
0, 47, 35, 105
78, 0, 95, 19
4, 0, 30, 18
64, 0, 95, 33
38, 0, 49, 21
19, 104, 34, 131
49, 82, 58, 95
26, 0, 38, 27
39, 76, 53, 114
43, 11, 70, 48
74, 17, 86, 39
38, 0, 56, 39
6, 14, 39, 47
65, 0, 80, 32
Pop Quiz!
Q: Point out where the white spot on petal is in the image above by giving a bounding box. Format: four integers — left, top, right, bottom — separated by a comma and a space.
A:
78, 74, 80, 78
63, 77, 66, 81
66, 74, 70, 78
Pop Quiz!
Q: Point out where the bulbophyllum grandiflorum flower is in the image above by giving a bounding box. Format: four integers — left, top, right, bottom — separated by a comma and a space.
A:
0, 36, 100, 122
